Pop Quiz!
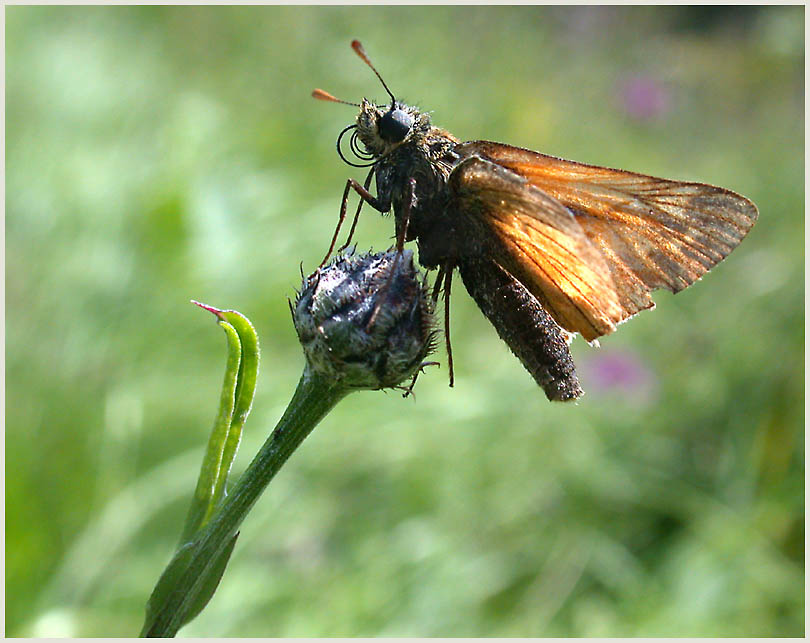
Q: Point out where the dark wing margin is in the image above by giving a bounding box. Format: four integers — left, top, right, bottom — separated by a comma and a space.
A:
457, 141, 759, 320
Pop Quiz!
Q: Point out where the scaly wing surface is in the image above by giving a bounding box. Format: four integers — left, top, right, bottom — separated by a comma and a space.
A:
452, 141, 758, 340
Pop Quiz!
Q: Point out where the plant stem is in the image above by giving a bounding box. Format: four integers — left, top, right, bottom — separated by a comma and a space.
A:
141, 367, 348, 637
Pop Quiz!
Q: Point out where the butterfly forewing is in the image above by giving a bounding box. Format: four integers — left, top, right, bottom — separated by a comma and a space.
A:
449, 156, 625, 341
454, 141, 758, 340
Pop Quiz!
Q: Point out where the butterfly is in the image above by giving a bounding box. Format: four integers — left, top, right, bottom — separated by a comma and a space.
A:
313, 40, 758, 401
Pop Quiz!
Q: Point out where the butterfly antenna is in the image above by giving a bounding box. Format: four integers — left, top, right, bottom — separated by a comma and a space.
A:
311, 88, 360, 107
351, 40, 396, 104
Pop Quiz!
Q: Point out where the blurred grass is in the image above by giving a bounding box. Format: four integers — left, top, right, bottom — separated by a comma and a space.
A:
6, 5, 803, 637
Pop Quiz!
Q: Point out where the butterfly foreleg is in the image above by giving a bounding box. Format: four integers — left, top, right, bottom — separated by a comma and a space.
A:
364, 178, 415, 331
320, 168, 385, 266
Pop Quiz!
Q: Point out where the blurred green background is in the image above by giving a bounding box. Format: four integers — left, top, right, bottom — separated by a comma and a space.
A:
6, 6, 803, 637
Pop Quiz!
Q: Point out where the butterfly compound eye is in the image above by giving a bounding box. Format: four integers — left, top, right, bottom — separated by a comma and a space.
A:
379, 108, 413, 143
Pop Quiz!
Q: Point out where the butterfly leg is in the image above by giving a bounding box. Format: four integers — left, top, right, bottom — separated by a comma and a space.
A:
365, 178, 415, 331
432, 263, 447, 303
397, 361, 442, 398
320, 168, 382, 267
335, 168, 377, 256
427, 261, 456, 386
394, 178, 416, 252
442, 262, 456, 387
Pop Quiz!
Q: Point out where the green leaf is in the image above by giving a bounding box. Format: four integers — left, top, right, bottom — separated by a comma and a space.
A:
141, 369, 348, 637
211, 310, 260, 511
180, 303, 260, 542
179, 302, 244, 544
141, 533, 239, 636
141, 303, 259, 637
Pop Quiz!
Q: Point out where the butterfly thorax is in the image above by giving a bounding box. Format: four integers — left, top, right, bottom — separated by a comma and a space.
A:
383, 138, 464, 262
355, 99, 489, 268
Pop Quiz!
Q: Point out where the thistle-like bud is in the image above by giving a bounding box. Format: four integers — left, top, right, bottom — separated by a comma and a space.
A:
293, 249, 435, 390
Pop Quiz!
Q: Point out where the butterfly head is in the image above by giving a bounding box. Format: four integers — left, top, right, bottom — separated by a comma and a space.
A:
354, 98, 425, 157
313, 40, 430, 167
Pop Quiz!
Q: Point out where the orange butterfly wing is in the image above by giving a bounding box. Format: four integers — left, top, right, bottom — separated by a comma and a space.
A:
449, 156, 624, 340
452, 141, 758, 341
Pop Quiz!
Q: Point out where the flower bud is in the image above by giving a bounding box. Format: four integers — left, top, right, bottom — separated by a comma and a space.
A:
293, 249, 435, 390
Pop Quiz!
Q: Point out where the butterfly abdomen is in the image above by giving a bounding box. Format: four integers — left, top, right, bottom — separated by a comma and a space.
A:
458, 258, 583, 402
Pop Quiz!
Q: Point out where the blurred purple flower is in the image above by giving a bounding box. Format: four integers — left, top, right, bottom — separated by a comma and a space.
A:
580, 349, 659, 405
619, 75, 670, 122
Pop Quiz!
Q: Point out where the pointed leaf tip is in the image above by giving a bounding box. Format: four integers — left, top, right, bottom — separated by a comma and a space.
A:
192, 300, 225, 320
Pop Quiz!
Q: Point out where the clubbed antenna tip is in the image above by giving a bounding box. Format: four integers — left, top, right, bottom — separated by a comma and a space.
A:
350, 39, 396, 104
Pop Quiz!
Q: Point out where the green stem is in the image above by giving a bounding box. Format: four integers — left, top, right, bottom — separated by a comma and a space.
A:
141, 367, 348, 637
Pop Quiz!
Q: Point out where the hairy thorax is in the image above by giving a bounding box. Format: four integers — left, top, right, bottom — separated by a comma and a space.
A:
375, 126, 463, 268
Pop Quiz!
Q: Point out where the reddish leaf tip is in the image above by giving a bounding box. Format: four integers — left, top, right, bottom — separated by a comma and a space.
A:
191, 300, 225, 320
